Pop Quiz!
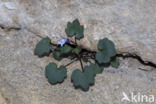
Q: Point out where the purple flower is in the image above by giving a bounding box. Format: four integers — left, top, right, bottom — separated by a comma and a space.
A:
58, 36, 68, 47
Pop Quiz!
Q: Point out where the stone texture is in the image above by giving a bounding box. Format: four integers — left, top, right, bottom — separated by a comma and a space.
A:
0, 93, 8, 104
0, 0, 156, 62
0, 0, 156, 104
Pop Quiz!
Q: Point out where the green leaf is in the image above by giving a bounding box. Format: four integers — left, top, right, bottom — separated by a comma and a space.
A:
86, 63, 104, 74
96, 52, 106, 64
96, 38, 116, 64
71, 67, 96, 91
71, 69, 89, 91
96, 51, 111, 64
72, 46, 81, 54
60, 44, 72, 54
45, 62, 67, 84
75, 26, 84, 40
53, 51, 63, 61
34, 37, 52, 57
67, 56, 74, 60
94, 63, 104, 74
53, 45, 72, 61
65, 19, 84, 40
111, 58, 120, 68
84, 66, 96, 85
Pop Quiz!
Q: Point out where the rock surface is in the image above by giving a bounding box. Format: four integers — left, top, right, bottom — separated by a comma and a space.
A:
0, 92, 8, 104
0, 0, 156, 104
0, 0, 156, 62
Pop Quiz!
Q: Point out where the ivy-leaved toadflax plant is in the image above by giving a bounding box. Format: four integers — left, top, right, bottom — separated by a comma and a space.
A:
34, 19, 119, 91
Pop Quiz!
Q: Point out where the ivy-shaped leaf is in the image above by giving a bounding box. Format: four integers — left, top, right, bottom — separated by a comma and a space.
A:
60, 44, 72, 54
53, 51, 63, 61
96, 38, 116, 64
45, 62, 67, 84
111, 58, 120, 68
65, 19, 84, 40
86, 63, 104, 74
34, 37, 52, 57
71, 66, 96, 91
71, 69, 89, 91
72, 46, 82, 55
83, 66, 96, 84
53, 45, 72, 61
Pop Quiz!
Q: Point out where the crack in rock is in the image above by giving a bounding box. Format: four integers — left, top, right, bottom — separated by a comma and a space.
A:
0, 24, 21, 31
1, 25, 155, 70
117, 52, 156, 69
33, 33, 156, 70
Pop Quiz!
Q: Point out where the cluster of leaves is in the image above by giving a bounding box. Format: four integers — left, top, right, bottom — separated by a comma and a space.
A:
34, 19, 120, 91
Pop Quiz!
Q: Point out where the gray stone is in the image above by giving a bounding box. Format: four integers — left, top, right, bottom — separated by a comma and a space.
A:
0, 0, 156, 62
0, 0, 156, 104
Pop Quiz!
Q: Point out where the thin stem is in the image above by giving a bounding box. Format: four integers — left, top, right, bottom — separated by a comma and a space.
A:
64, 58, 78, 67
78, 55, 84, 71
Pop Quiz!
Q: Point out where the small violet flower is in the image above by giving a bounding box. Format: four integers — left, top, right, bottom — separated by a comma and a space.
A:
58, 36, 68, 47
